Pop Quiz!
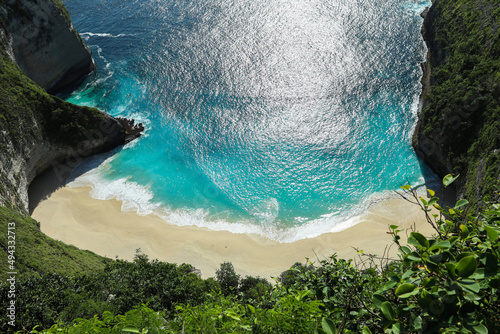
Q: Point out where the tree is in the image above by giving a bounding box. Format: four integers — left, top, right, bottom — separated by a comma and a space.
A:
216, 262, 240, 295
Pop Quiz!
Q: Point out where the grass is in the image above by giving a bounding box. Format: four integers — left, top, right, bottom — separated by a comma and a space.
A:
0, 206, 112, 282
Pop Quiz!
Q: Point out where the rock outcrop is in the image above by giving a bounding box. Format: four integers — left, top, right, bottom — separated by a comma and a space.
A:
413, 0, 500, 207
0, 51, 133, 212
0, 0, 141, 213
0, 0, 95, 94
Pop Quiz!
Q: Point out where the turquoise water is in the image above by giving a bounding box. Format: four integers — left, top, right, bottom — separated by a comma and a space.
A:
63, 0, 433, 241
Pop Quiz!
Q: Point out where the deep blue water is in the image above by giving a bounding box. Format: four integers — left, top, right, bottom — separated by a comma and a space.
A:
63, 0, 433, 241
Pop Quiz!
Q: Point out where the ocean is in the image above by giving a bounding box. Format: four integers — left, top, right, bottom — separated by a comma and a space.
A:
62, 0, 434, 242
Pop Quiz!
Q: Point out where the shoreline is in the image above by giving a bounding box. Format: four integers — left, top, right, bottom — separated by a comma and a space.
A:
31, 171, 437, 279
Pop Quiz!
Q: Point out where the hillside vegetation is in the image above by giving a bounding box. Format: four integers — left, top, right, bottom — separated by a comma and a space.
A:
0, 44, 123, 295
0, 0, 499, 332
0, 207, 112, 282
414, 0, 500, 208
0, 0, 127, 319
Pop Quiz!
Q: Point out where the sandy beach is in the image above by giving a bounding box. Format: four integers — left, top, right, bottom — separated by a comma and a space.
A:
31, 170, 437, 279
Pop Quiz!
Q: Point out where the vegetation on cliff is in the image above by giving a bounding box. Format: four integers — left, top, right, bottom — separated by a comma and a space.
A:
0, 0, 499, 333
0, 1, 134, 323
0, 0, 136, 212
0, 207, 111, 282
414, 0, 500, 208
0, 51, 108, 147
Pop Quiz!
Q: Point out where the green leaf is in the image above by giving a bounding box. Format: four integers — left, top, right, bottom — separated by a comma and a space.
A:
457, 256, 477, 278
390, 225, 399, 230
321, 318, 336, 334
409, 232, 429, 249
398, 289, 420, 299
422, 277, 437, 288
445, 262, 457, 279
428, 240, 451, 252
455, 199, 469, 209
459, 225, 470, 239
472, 323, 488, 334
400, 246, 411, 255
469, 268, 486, 280
296, 290, 311, 301
428, 197, 439, 206
395, 283, 416, 296
102, 311, 114, 323
381, 301, 395, 322
226, 312, 241, 321
456, 252, 475, 262
427, 189, 435, 196
429, 253, 446, 265
413, 316, 423, 330
384, 280, 398, 290
485, 226, 499, 242
401, 184, 412, 190
362, 326, 373, 334
372, 294, 387, 308
406, 252, 421, 261
391, 323, 401, 334
443, 174, 459, 187
458, 279, 480, 294
122, 327, 140, 333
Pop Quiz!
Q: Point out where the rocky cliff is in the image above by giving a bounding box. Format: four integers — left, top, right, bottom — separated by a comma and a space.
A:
0, 0, 139, 213
0, 0, 95, 93
413, 0, 500, 207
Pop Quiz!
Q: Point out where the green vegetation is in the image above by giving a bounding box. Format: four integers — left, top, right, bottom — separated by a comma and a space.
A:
0, 37, 115, 210
418, 0, 500, 207
0, 0, 498, 332
0, 252, 211, 331
0, 207, 112, 283
1, 176, 499, 333
0, 51, 107, 148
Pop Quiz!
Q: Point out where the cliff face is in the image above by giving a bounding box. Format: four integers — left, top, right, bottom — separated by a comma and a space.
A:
0, 0, 138, 213
413, 0, 500, 207
0, 0, 94, 94
0, 50, 129, 212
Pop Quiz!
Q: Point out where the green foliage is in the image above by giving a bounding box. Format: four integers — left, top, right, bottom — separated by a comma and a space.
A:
377, 177, 500, 333
0, 251, 211, 333
0, 206, 111, 282
12, 180, 500, 333
0, 46, 113, 210
419, 0, 500, 207
0, 34, 107, 147
170, 289, 325, 333
216, 261, 241, 295
238, 275, 272, 303
23, 305, 168, 334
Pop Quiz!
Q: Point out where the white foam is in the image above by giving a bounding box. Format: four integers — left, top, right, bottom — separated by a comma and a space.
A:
81, 32, 137, 38
68, 154, 160, 216
67, 156, 432, 243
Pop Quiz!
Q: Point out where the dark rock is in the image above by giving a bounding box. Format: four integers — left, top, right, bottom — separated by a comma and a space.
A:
116, 117, 145, 143
0, 0, 95, 94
